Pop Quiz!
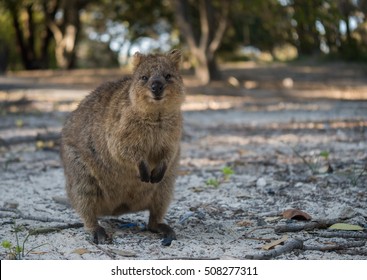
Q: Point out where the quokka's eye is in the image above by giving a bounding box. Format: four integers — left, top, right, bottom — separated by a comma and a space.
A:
165, 74, 172, 81
141, 76, 149, 81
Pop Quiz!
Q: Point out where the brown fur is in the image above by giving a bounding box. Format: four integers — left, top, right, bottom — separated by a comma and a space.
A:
60, 50, 185, 244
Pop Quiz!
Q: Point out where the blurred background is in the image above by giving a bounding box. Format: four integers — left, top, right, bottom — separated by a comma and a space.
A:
1, 0, 367, 84
0, 1, 367, 261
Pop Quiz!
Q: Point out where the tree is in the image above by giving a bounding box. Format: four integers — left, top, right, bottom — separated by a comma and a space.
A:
290, 0, 323, 55
48, 0, 90, 69
172, 0, 229, 84
2, 0, 56, 69
2, 0, 91, 70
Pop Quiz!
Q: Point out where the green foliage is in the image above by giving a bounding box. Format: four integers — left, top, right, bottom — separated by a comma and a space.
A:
1, 240, 12, 249
2, 0, 367, 71
319, 151, 329, 160
206, 166, 235, 188
206, 178, 220, 188
1, 221, 46, 260
293, 148, 333, 175
222, 166, 234, 180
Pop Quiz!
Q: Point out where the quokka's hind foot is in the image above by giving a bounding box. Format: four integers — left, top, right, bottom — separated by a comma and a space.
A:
148, 222, 176, 246
90, 225, 110, 244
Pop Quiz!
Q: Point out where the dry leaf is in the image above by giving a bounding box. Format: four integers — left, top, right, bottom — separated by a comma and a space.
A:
72, 248, 91, 255
109, 249, 137, 257
178, 170, 192, 176
328, 223, 364, 231
282, 209, 312, 221
262, 235, 288, 250
236, 220, 253, 227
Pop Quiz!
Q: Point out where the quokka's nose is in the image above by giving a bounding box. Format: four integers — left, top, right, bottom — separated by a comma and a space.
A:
151, 80, 164, 97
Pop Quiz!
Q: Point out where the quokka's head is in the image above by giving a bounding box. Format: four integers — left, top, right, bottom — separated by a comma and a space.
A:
129, 49, 185, 111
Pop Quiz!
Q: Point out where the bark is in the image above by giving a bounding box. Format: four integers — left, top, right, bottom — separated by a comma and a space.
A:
4, 0, 58, 69
49, 0, 84, 69
7, 2, 34, 69
173, 0, 229, 84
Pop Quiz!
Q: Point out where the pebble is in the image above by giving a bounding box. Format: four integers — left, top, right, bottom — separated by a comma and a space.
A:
256, 177, 267, 188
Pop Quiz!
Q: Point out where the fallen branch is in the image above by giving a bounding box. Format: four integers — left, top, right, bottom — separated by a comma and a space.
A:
304, 241, 365, 251
88, 241, 116, 260
275, 219, 341, 233
317, 231, 367, 239
0, 209, 79, 224
29, 223, 83, 235
245, 238, 366, 260
338, 249, 367, 256
245, 238, 304, 260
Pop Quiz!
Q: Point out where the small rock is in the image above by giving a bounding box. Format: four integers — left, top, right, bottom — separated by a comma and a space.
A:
256, 178, 266, 188
282, 77, 294, 88
227, 76, 240, 87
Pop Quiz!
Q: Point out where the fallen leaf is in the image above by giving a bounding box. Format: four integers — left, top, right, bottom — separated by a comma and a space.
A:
328, 223, 364, 231
36, 140, 45, 149
282, 209, 312, 221
262, 235, 288, 250
178, 170, 192, 176
72, 248, 91, 255
109, 249, 137, 257
236, 220, 253, 227
15, 119, 24, 128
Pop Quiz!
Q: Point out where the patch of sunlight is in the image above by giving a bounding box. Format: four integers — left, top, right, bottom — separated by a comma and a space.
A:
182, 100, 234, 111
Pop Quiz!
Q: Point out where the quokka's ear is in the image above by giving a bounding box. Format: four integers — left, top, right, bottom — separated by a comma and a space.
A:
168, 49, 182, 69
132, 52, 144, 69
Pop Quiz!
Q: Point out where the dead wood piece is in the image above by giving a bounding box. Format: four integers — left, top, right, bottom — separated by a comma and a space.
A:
29, 223, 83, 235
0, 211, 79, 224
245, 238, 304, 260
317, 231, 367, 239
304, 240, 366, 251
245, 237, 366, 260
88, 241, 116, 260
0, 207, 20, 213
338, 249, 367, 256
275, 219, 341, 233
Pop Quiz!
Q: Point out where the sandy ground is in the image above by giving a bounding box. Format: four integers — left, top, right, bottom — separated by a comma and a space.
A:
0, 62, 366, 260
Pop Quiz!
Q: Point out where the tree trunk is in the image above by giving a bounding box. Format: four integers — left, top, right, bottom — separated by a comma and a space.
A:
5, 0, 58, 69
50, 0, 82, 69
173, 0, 229, 84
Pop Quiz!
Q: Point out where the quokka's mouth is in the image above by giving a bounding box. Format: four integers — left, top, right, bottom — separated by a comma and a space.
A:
152, 95, 164, 101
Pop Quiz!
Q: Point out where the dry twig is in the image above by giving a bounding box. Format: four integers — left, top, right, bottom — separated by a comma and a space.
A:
245, 238, 366, 260
29, 223, 83, 235
0, 208, 80, 226
245, 238, 303, 260
275, 219, 341, 233
316, 231, 367, 239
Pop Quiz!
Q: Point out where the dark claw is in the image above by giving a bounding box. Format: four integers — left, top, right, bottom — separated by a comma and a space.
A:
161, 236, 175, 246
92, 226, 109, 244
150, 162, 167, 184
149, 223, 176, 246
138, 160, 150, 183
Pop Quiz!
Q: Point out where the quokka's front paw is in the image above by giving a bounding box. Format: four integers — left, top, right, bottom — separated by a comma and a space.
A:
138, 160, 150, 183
92, 225, 110, 244
150, 162, 167, 183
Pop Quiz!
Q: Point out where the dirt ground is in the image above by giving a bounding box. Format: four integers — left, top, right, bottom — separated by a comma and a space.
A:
0, 61, 366, 260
